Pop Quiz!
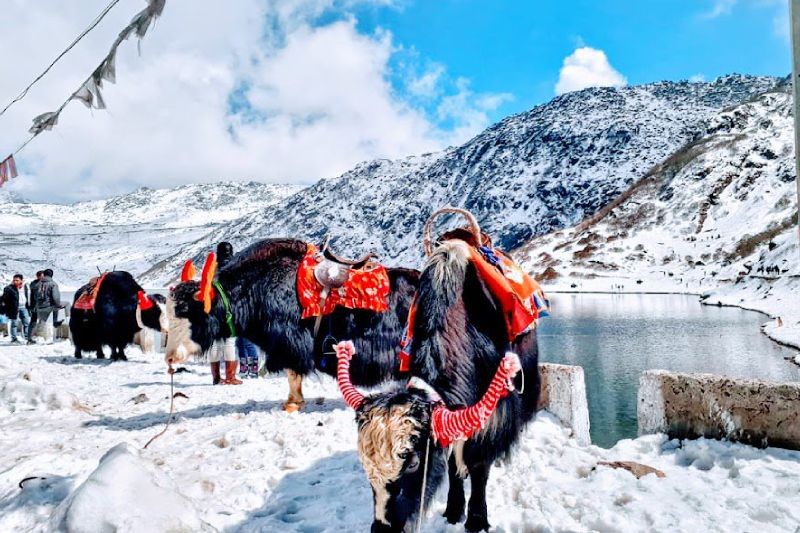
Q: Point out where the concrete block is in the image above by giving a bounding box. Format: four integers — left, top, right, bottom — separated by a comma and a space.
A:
638, 370, 800, 450
538, 363, 591, 446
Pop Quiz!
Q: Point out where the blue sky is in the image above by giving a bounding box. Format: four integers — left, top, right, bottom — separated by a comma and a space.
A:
351, 0, 791, 122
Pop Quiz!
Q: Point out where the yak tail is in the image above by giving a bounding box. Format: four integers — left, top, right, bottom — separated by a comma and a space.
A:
414, 239, 473, 382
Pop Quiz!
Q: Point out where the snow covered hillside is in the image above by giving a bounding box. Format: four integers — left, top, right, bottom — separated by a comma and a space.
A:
2, 342, 799, 532
0, 182, 300, 287
518, 81, 800, 348
138, 75, 777, 285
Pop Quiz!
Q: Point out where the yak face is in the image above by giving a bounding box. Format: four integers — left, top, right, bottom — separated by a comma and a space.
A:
165, 281, 215, 364
355, 390, 446, 532
138, 293, 168, 332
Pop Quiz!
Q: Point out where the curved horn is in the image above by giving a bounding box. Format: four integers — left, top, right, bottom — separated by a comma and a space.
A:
181, 260, 196, 282
335, 340, 365, 410
137, 290, 154, 311
431, 352, 521, 447
195, 252, 217, 313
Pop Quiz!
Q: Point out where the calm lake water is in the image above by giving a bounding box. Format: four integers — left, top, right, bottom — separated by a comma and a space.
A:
536, 293, 800, 448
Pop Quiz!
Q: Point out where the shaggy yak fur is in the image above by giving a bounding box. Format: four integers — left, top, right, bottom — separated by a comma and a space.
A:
346, 238, 540, 532
166, 238, 419, 394
70, 271, 166, 360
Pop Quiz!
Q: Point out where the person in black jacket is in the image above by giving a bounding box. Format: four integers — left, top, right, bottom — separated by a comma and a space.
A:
27, 271, 43, 344
34, 268, 62, 344
3, 274, 31, 344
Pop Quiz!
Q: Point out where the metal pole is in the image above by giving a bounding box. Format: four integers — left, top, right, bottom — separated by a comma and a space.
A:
791, 0, 800, 259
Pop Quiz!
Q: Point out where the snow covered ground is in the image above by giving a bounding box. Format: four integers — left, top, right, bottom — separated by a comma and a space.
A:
2, 340, 800, 532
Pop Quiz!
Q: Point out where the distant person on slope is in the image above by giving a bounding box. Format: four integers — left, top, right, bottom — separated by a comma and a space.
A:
35, 269, 63, 344
2, 274, 31, 344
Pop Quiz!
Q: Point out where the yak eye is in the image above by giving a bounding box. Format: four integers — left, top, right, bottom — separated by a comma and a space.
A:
405, 453, 420, 473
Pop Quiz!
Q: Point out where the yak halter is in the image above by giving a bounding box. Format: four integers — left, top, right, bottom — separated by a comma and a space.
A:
213, 280, 236, 337
335, 341, 522, 446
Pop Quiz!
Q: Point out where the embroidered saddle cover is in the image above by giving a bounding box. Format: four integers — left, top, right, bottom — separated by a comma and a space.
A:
297, 243, 390, 319
73, 272, 110, 311
399, 245, 549, 371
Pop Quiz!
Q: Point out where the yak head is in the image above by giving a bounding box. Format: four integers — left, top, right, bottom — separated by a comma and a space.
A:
135, 291, 168, 333
335, 341, 520, 532
165, 253, 220, 365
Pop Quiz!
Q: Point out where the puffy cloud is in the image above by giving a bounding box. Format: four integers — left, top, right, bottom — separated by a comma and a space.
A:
0, 0, 506, 203
554, 47, 627, 96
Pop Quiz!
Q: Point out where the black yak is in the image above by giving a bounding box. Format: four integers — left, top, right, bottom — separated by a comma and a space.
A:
336, 211, 545, 532
70, 271, 167, 360
165, 238, 418, 407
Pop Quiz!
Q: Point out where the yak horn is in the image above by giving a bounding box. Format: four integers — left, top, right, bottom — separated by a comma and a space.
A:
196, 252, 217, 314
137, 290, 155, 311
181, 260, 196, 282
335, 340, 365, 410
431, 352, 521, 447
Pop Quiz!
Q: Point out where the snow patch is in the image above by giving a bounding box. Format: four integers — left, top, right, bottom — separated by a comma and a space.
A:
50, 443, 205, 533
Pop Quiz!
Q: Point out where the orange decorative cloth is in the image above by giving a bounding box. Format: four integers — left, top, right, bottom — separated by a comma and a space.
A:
297, 244, 391, 319
399, 246, 548, 372
73, 272, 110, 311
467, 247, 549, 341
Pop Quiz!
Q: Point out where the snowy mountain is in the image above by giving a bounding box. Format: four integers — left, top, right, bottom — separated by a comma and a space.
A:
0, 75, 781, 288
0, 182, 301, 287
138, 75, 778, 285
517, 80, 798, 300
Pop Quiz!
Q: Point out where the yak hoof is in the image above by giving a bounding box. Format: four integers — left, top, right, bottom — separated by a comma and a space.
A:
74, 353, 83, 359
464, 514, 490, 532
282, 400, 305, 413
96, 353, 105, 359
443, 508, 464, 525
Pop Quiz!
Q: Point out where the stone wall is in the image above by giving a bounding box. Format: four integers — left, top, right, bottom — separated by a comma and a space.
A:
638, 370, 800, 450
538, 363, 591, 446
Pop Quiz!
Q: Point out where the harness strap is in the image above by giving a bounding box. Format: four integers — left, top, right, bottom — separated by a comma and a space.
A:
212, 280, 236, 337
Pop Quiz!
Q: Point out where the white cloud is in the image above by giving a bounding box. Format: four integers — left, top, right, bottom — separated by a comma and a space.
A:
700, 0, 737, 19
554, 47, 627, 96
689, 74, 706, 83
436, 78, 513, 146
407, 63, 446, 98
0, 0, 506, 203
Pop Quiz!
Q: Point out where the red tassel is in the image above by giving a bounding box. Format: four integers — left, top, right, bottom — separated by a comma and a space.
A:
399, 351, 411, 373
137, 290, 154, 310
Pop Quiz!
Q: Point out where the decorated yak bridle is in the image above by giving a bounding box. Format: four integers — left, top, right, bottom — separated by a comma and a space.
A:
335, 341, 522, 449
179, 252, 236, 337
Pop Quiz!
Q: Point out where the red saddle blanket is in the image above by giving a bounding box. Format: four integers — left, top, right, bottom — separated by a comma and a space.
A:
73, 272, 109, 311
399, 245, 549, 371
297, 244, 391, 319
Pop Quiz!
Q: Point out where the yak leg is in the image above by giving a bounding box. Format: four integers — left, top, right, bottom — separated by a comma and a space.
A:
464, 461, 491, 532
443, 454, 466, 524
74, 347, 83, 359
96, 347, 105, 359
117, 346, 127, 361
282, 370, 306, 412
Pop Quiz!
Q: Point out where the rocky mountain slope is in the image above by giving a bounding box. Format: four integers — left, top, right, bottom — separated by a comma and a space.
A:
518, 81, 797, 290
138, 75, 778, 284
0, 182, 300, 287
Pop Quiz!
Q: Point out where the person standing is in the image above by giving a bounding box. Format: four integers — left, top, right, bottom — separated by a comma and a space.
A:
2, 274, 31, 344
205, 242, 242, 385
237, 337, 259, 379
35, 268, 62, 344
27, 271, 43, 344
